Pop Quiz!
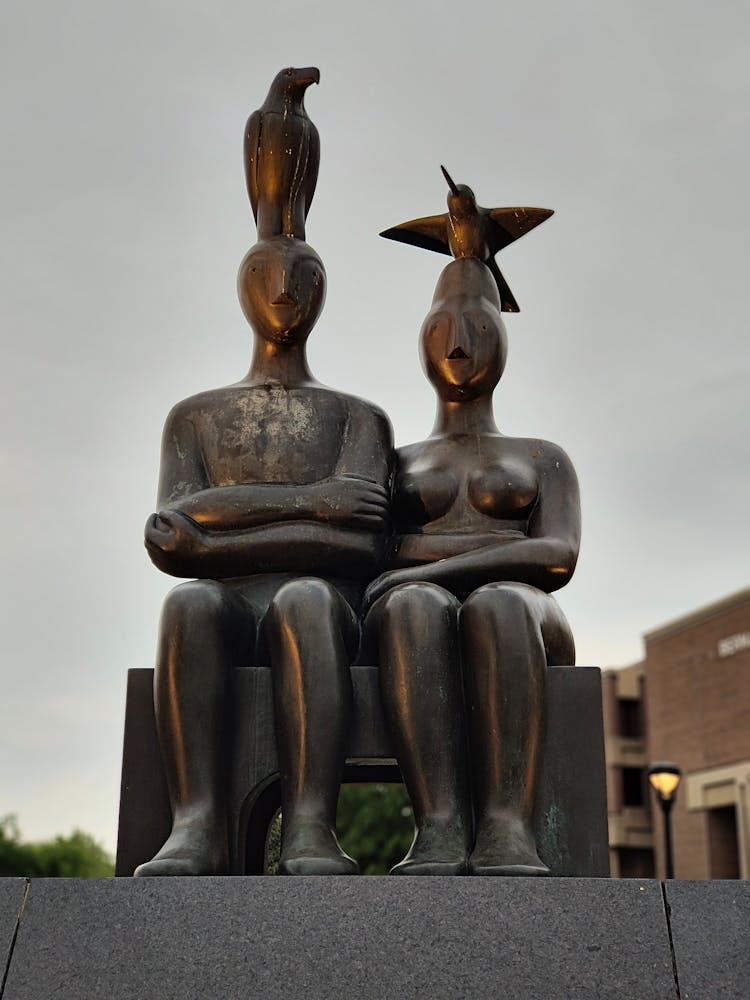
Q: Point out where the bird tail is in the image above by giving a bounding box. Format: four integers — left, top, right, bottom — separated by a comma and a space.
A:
487, 257, 520, 313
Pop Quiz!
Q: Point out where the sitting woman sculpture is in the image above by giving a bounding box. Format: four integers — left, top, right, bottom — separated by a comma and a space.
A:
364, 254, 580, 876
135, 69, 393, 877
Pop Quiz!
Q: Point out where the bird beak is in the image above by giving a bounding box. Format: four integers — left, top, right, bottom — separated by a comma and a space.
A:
296, 67, 320, 86
441, 165, 460, 197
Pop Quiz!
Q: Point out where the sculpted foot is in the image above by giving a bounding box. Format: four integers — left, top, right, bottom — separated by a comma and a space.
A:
279, 819, 360, 876
469, 811, 549, 877
133, 812, 228, 877
391, 820, 469, 876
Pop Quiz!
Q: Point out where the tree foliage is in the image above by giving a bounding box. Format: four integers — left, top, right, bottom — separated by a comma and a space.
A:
265, 783, 415, 876
336, 783, 414, 875
0, 816, 114, 878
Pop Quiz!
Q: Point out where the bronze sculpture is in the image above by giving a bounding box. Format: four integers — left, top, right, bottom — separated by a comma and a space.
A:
134, 66, 581, 879
364, 199, 580, 874
380, 166, 553, 312
244, 66, 320, 241
136, 68, 393, 877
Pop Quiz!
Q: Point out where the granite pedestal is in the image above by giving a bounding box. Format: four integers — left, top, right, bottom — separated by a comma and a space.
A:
665, 880, 750, 998
2, 876, 748, 999
0, 878, 26, 989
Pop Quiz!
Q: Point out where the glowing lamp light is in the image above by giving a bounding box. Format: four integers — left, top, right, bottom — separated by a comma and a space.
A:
647, 761, 682, 878
647, 763, 682, 801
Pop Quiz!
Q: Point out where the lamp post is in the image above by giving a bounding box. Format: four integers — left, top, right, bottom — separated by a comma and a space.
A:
648, 761, 682, 879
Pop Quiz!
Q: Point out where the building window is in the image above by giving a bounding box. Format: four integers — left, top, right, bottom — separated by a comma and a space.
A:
622, 767, 645, 807
617, 697, 643, 739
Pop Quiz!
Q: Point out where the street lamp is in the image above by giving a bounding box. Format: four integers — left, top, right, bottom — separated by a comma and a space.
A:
648, 761, 682, 879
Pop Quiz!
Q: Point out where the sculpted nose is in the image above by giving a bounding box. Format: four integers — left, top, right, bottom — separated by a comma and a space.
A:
445, 316, 472, 360
269, 264, 296, 306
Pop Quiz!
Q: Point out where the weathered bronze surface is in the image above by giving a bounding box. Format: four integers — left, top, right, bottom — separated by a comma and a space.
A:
364, 246, 580, 874
380, 166, 553, 312
135, 68, 393, 877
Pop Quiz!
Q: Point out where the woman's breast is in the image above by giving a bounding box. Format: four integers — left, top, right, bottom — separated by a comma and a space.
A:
467, 459, 538, 519
393, 469, 460, 526
394, 456, 538, 528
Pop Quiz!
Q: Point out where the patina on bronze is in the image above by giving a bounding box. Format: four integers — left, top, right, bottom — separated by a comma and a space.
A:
365, 206, 580, 874
135, 68, 393, 877
380, 166, 553, 312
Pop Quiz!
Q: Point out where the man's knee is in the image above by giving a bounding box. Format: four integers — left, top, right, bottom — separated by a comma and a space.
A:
268, 577, 340, 624
160, 579, 232, 628
266, 578, 358, 652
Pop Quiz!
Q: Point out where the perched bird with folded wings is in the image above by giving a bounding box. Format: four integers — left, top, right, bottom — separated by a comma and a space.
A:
244, 66, 320, 240
380, 166, 553, 312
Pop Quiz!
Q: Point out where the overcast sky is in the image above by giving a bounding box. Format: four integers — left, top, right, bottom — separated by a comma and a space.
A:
1, 1, 748, 852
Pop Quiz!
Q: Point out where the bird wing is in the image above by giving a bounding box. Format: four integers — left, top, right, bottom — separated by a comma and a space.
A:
302, 121, 320, 224
379, 213, 450, 256
282, 117, 320, 239
487, 207, 554, 253
243, 109, 263, 222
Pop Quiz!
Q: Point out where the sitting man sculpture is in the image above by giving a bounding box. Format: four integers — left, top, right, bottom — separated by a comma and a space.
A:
135, 67, 393, 877
364, 172, 580, 875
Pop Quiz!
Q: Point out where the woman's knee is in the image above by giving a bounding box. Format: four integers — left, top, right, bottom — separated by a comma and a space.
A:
377, 582, 459, 627
460, 582, 543, 631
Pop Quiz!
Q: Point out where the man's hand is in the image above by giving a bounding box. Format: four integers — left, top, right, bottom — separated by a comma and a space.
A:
145, 509, 206, 561
308, 474, 389, 528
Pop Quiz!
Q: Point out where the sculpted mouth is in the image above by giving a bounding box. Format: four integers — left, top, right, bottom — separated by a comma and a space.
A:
447, 346, 470, 360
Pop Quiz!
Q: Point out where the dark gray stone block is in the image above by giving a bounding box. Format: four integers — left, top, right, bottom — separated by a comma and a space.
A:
666, 880, 750, 999
536, 666, 609, 876
4, 877, 674, 1000
0, 879, 26, 983
115, 669, 170, 879
117, 666, 609, 877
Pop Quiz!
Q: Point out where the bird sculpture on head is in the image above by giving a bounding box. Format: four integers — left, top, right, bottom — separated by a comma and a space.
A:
244, 66, 321, 240
380, 166, 553, 312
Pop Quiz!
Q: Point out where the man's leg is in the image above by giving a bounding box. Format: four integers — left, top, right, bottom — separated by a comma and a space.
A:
135, 580, 256, 877
266, 577, 359, 875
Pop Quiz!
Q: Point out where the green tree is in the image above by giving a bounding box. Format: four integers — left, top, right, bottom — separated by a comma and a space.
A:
265, 784, 415, 875
0, 816, 114, 877
336, 783, 414, 875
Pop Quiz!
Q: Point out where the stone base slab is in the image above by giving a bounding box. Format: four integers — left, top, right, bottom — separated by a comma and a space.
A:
1, 876, 748, 998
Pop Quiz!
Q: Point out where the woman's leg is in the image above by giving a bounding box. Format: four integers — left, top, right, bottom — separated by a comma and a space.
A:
460, 582, 574, 875
135, 579, 257, 876
372, 582, 471, 874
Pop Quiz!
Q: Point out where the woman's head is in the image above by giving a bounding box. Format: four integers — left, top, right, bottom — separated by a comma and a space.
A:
237, 236, 326, 344
420, 258, 508, 401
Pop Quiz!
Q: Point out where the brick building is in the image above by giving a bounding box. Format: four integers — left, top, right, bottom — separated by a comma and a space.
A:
602, 587, 750, 879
